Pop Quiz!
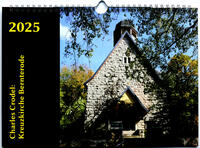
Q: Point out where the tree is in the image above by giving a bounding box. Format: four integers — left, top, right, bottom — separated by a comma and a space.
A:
60, 66, 93, 129
60, 7, 113, 67
162, 54, 197, 137
61, 8, 197, 69
146, 53, 197, 146
132, 8, 197, 71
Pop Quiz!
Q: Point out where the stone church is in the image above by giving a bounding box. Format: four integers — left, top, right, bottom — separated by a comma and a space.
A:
84, 20, 159, 139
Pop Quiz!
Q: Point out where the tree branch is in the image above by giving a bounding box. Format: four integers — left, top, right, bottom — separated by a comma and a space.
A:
164, 19, 198, 52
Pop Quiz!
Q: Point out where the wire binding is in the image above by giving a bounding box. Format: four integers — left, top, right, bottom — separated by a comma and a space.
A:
8, 3, 192, 8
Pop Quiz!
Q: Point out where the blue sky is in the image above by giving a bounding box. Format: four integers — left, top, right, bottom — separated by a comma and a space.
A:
60, 9, 197, 73
60, 10, 131, 72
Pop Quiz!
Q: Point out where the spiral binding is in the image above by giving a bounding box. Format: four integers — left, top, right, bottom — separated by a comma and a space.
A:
8, 1, 192, 9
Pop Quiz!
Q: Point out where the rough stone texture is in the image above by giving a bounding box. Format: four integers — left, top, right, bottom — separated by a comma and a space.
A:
85, 33, 157, 138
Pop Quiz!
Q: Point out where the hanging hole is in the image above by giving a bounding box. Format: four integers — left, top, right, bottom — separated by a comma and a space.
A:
95, 0, 108, 14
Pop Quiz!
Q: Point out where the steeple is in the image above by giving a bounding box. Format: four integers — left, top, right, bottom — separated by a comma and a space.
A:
113, 20, 137, 46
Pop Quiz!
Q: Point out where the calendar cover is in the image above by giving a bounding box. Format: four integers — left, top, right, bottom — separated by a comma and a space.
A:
2, 5, 198, 148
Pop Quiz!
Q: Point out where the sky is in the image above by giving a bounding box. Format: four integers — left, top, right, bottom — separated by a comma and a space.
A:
60, 9, 130, 72
60, 9, 197, 73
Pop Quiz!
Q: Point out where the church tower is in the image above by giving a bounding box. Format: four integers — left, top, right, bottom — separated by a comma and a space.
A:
114, 20, 137, 46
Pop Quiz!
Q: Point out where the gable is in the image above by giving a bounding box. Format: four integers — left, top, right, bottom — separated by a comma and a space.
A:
120, 92, 134, 105
84, 31, 160, 86
84, 31, 137, 86
84, 23, 160, 133
119, 87, 149, 113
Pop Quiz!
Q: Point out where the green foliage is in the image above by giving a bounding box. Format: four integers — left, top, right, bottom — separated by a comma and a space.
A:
60, 66, 94, 129
60, 66, 93, 105
154, 54, 198, 138
61, 7, 114, 66
61, 8, 197, 70
60, 96, 86, 129
129, 8, 198, 71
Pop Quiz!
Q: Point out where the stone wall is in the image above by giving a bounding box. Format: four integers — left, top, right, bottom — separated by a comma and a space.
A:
85, 34, 157, 135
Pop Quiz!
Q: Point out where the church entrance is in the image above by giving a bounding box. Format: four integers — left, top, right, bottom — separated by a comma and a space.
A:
108, 87, 148, 138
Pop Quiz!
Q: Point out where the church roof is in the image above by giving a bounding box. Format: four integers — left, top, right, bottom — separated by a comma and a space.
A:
84, 31, 135, 85
84, 31, 160, 86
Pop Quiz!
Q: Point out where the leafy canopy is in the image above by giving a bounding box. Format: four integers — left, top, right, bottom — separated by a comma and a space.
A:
154, 54, 198, 138
61, 8, 197, 70
60, 66, 93, 129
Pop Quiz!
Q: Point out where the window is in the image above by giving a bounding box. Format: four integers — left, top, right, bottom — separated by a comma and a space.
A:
128, 57, 131, 63
124, 57, 127, 63
124, 57, 131, 64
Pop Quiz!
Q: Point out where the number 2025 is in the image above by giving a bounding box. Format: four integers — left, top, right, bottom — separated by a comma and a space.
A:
9, 22, 40, 32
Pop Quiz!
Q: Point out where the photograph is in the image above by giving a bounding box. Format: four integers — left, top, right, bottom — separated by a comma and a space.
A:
59, 7, 198, 147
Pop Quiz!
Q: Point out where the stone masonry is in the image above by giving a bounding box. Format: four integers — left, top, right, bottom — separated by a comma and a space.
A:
84, 21, 158, 137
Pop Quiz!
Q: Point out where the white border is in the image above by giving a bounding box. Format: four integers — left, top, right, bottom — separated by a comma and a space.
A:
0, 1, 199, 148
